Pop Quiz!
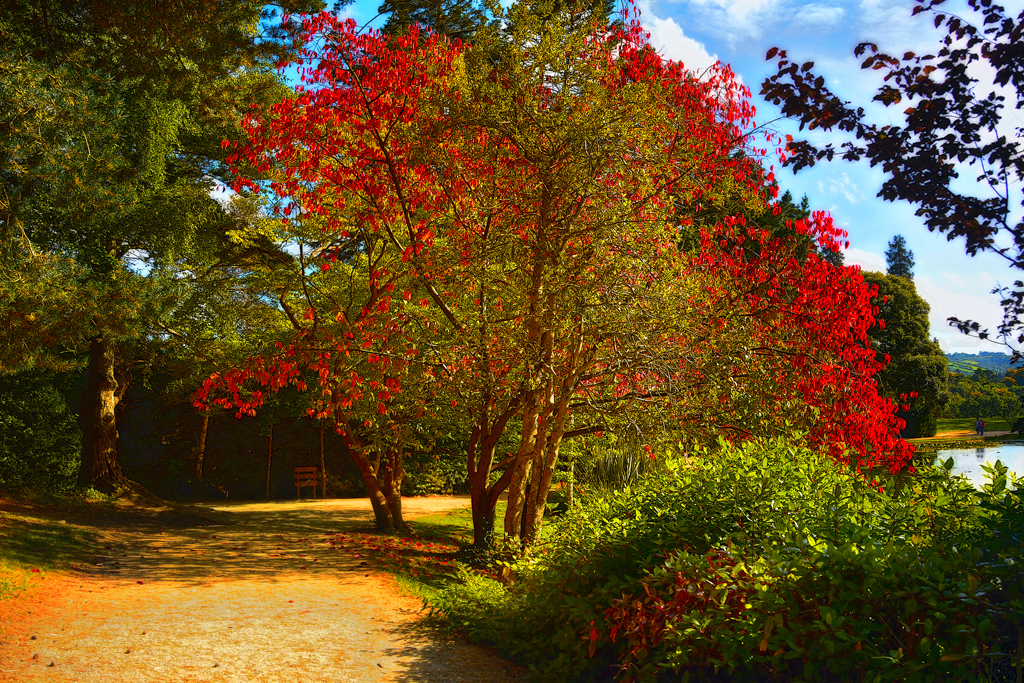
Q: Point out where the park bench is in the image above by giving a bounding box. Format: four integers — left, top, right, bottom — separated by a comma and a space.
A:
294, 466, 319, 499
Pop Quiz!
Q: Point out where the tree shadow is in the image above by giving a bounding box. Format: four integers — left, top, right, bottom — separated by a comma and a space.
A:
381, 618, 527, 683
60, 502, 393, 586
42, 498, 473, 588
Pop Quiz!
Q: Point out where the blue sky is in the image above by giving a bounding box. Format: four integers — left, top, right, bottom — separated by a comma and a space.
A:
326, 0, 1024, 353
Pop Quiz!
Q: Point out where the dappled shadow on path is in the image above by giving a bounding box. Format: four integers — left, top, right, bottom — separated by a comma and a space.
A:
1, 495, 526, 683
381, 618, 528, 683
60, 496, 473, 588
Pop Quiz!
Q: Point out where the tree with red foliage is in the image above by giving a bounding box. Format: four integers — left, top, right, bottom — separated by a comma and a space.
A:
690, 212, 913, 471
192, 18, 463, 529
198, 0, 911, 545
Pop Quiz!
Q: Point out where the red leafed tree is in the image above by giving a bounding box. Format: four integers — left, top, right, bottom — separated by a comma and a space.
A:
686, 211, 912, 473
191, 20, 460, 530
196, 0, 911, 544
190, 217, 443, 530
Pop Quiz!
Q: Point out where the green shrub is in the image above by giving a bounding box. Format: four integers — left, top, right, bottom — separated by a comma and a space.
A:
0, 371, 80, 493
427, 438, 1024, 682
403, 449, 468, 495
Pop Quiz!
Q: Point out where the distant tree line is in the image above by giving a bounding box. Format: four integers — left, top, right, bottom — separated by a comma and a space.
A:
944, 367, 1024, 423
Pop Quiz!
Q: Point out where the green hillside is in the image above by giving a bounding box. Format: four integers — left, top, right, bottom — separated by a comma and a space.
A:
945, 351, 1014, 375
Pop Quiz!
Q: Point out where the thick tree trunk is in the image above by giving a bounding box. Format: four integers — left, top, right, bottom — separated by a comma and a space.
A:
265, 423, 274, 499
470, 493, 497, 547
319, 419, 327, 498
523, 400, 569, 545
195, 411, 209, 486
466, 408, 519, 547
355, 458, 395, 530
500, 205, 551, 542
504, 394, 540, 539
467, 422, 494, 547
78, 335, 130, 491
381, 447, 407, 531
514, 384, 573, 548
333, 405, 397, 530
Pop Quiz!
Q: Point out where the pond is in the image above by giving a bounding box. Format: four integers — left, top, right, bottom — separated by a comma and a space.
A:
934, 442, 1024, 489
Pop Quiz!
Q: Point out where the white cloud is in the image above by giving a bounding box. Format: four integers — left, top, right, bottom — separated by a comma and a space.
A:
916, 273, 1005, 353
854, 0, 923, 45
845, 246, 886, 273
637, 0, 719, 71
691, 0, 778, 22
818, 173, 865, 204
844, 249, 1004, 352
670, 0, 782, 42
796, 3, 845, 28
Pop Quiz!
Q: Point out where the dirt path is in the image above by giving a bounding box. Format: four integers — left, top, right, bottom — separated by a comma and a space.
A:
918, 429, 1014, 441
0, 496, 522, 683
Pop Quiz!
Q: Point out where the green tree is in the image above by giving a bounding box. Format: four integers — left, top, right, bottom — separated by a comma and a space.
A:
863, 271, 947, 436
885, 234, 915, 281
379, 0, 486, 41
0, 0, 323, 493
0, 370, 80, 492
215, 0, 910, 547
947, 369, 1024, 426
954, 380, 1020, 425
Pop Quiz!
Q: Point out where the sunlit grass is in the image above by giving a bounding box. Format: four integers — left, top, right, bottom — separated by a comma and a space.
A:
408, 501, 508, 542
0, 559, 31, 600
0, 510, 96, 599
936, 417, 1016, 433
352, 502, 514, 600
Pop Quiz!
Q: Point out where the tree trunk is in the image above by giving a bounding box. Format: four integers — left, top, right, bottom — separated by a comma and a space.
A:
319, 419, 327, 498
265, 423, 274, 499
195, 411, 209, 486
350, 449, 396, 530
466, 407, 519, 548
78, 335, 129, 491
333, 405, 397, 530
346, 443, 394, 530
567, 459, 574, 509
470, 492, 498, 547
504, 394, 540, 540
507, 381, 573, 548
522, 399, 570, 546
381, 446, 407, 531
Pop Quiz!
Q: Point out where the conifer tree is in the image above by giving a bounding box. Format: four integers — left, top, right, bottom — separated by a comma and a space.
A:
378, 0, 485, 41
0, 0, 321, 493
885, 234, 915, 281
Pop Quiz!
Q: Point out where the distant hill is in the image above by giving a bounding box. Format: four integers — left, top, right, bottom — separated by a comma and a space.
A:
946, 351, 1015, 375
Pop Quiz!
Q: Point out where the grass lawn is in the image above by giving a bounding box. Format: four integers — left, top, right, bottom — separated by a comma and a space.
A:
407, 501, 507, 543
936, 417, 1018, 433
0, 505, 97, 600
329, 501, 512, 600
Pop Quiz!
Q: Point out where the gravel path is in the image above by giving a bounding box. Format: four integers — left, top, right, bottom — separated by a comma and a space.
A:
0, 496, 523, 683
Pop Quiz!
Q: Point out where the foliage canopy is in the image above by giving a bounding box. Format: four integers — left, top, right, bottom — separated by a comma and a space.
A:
762, 0, 1024, 353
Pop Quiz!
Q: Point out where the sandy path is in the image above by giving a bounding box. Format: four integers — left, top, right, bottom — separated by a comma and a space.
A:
0, 496, 521, 683
918, 429, 1014, 441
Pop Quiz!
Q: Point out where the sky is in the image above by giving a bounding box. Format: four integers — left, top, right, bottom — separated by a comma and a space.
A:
321, 0, 1023, 353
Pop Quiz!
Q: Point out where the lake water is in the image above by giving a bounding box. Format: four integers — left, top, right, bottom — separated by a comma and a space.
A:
934, 442, 1024, 488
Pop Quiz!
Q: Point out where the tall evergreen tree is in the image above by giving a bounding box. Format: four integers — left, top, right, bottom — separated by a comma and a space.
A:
0, 0, 322, 494
885, 234, 915, 280
862, 271, 947, 437
378, 0, 485, 41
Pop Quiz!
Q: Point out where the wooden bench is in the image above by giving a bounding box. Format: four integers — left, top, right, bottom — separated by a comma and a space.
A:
294, 466, 319, 499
